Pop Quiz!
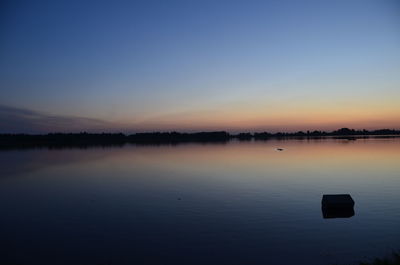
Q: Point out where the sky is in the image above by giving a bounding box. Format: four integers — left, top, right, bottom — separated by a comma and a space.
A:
0, 0, 399, 133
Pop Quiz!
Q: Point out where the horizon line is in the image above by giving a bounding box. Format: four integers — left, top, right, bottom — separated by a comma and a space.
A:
2, 127, 400, 136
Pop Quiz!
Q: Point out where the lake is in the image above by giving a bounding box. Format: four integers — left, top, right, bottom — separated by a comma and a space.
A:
1, 138, 399, 265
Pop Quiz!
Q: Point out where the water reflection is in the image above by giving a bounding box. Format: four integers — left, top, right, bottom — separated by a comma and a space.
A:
0, 138, 399, 265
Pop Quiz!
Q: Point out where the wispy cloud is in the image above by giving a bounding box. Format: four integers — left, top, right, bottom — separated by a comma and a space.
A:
0, 105, 117, 133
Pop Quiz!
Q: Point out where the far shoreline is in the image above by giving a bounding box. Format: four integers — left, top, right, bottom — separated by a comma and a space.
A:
1, 128, 399, 149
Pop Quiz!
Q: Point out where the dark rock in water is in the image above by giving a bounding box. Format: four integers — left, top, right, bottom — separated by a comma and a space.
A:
322, 207, 354, 218
276, 148, 284, 151
322, 194, 354, 208
321, 194, 355, 219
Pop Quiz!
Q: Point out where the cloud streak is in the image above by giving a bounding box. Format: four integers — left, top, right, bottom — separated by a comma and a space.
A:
0, 105, 117, 133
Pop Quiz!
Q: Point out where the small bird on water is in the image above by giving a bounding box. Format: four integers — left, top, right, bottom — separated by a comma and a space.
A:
276, 148, 284, 151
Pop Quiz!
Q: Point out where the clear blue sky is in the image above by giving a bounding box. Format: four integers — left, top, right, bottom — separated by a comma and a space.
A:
1, 0, 399, 133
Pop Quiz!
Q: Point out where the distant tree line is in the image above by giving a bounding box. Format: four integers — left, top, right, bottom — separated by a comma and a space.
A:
0, 128, 399, 149
252, 128, 400, 140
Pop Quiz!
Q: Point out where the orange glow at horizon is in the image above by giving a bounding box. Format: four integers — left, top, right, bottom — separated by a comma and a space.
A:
124, 100, 400, 132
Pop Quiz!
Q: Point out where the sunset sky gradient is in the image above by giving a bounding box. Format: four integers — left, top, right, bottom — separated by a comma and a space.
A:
1, 0, 399, 133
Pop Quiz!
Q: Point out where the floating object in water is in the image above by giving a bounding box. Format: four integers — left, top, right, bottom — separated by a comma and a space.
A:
322, 207, 354, 219
276, 148, 284, 151
321, 194, 355, 219
322, 194, 354, 208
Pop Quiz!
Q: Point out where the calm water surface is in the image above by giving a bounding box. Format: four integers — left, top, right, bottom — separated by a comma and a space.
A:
1, 138, 399, 265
